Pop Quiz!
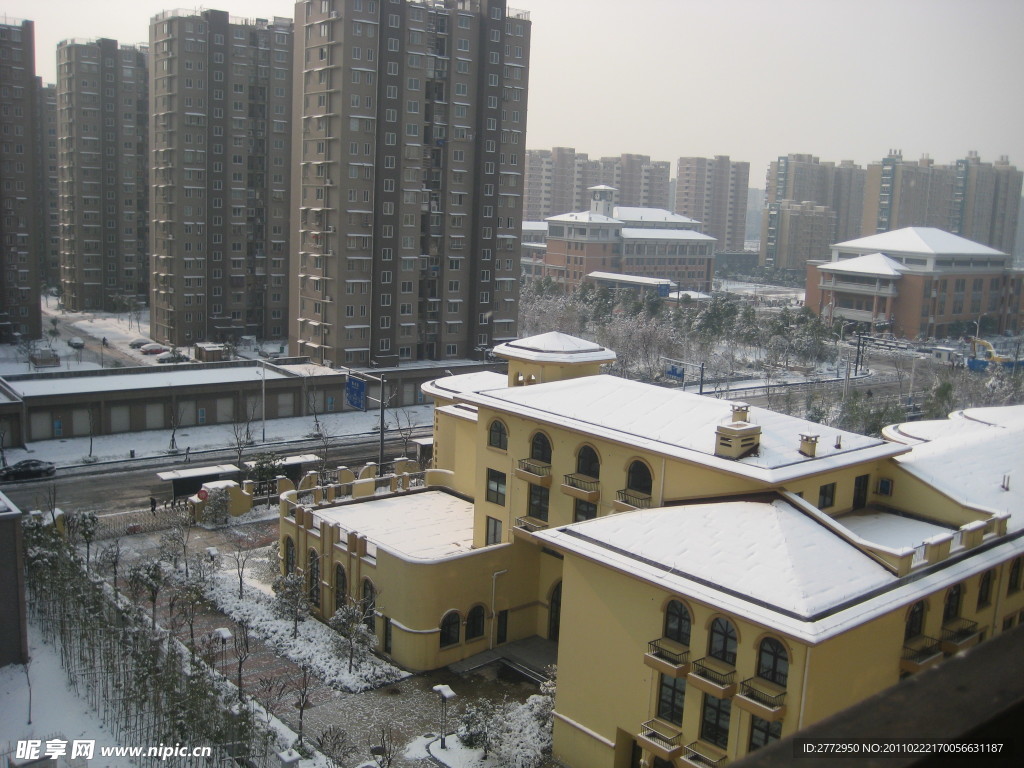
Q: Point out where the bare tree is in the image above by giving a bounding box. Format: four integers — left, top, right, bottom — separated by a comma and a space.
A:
293, 664, 318, 747
328, 595, 378, 673
169, 581, 205, 657
230, 398, 260, 470
253, 675, 290, 730
392, 408, 419, 459
159, 509, 193, 578
315, 427, 334, 485
367, 724, 399, 768
225, 526, 263, 599
272, 572, 311, 638
79, 510, 99, 569
96, 537, 123, 594
168, 405, 184, 452
234, 619, 252, 703
128, 561, 167, 630
315, 725, 356, 768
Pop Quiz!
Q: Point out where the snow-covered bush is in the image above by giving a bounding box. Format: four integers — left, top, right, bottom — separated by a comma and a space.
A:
489, 694, 554, 768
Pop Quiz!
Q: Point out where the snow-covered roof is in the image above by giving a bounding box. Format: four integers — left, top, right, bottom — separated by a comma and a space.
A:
421, 370, 507, 401
158, 464, 240, 481
620, 227, 716, 241
492, 332, 616, 365
669, 290, 711, 300
521, 221, 548, 232
834, 509, 954, 550
834, 227, 1007, 257
313, 490, 475, 560
587, 271, 673, 287
952, 404, 1024, 428
613, 207, 700, 225
545, 210, 621, 224
821, 252, 907, 277
3, 365, 291, 398
457, 375, 905, 483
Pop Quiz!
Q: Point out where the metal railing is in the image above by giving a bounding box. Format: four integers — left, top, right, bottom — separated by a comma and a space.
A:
942, 618, 979, 644
563, 473, 599, 492
739, 678, 787, 708
691, 658, 736, 687
902, 636, 942, 662
517, 458, 551, 476
684, 741, 727, 766
515, 516, 548, 533
641, 720, 683, 749
648, 639, 689, 666
616, 489, 652, 509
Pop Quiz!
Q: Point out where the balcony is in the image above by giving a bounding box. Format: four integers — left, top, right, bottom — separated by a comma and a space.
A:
735, 677, 787, 721
614, 488, 652, 511
561, 473, 600, 503
901, 635, 943, 675
682, 740, 728, 767
514, 458, 552, 487
688, 657, 737, 697
514, 516, 549, 533
644, 638, 690, 678
637, 720, 683, 762
941, 618, 981, 654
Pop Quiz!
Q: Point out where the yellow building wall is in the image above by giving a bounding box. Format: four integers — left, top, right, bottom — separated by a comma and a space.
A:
433, 407, 478, 499
883, 464, 991, 529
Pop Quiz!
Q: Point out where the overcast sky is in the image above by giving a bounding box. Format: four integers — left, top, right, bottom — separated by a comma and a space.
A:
7, 0, 1023, 182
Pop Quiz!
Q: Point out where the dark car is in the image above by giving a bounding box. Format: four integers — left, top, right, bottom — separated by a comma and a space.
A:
0, 459, 57, 481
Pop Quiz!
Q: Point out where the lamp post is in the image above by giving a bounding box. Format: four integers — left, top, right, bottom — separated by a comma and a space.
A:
261, 359, 267, 443
431, 684, 456, 748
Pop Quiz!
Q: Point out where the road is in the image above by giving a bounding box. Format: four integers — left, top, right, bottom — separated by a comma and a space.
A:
41, 302, 141, 367
1, 430, 428, 515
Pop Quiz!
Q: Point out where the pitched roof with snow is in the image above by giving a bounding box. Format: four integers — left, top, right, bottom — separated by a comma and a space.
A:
545, 210, 621, 224
587, 271, 673, 287
834, 227, 1007, 257
613, 207, 700, 225
820, 252, 907, 277
621, 227, 716, 241
491, 332, 616, 365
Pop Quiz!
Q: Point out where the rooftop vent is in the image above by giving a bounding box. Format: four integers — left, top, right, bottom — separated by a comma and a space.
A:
799, 433, 819, 457
715, 421, 761, 460
730, 402, 750, 423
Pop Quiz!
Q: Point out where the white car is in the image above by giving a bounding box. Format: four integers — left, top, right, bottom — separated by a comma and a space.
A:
68, 337, 85, 349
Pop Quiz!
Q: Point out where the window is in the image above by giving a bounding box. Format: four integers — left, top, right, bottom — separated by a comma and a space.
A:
440, 611, 460, 647
905, 601, 925, 641
466, 606, 485, 640
488, 420, 508, 449
334, 565, 347, 610
749, 716, 782, 752
627, 460, 652, 495
708, 617, 737, 665
757, 638, 789, 687
486, 516, 502, 545
284, 536, 295, 574
943, 584, 963, 624
700, 693, 731, 750
664, 600, 691, 646
362, 579, 376, 633
528, 484, 549, 521
486, 469, 506, 505
978, 571, 994, 609
573, 499, 596, 522
818, 482, 836, 509
530, 432, 552, 463
308, 550, 320, 607
657, 674, 686, 725
1009, 557, 1022, 594
576, 445, 600, 478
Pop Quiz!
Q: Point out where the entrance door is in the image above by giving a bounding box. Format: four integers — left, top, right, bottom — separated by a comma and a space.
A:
496, 610, 508, 645
853, 474, 870, 509
548, 581, 562, 642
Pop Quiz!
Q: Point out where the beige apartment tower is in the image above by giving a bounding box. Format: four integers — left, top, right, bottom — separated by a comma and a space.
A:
675, 155, 749, 252
0, 18, 41, 343
149, 10, 294, 346
57, 38, 149, 313
36, 80, 59, 288
291, 0, 531, 367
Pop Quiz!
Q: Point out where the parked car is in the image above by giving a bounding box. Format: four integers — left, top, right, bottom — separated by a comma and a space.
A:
156, 351, 190, 364
140, 343, 169, 355
68, 336, 85, 349
129, 337, 154, 349
0, 460, 57, 481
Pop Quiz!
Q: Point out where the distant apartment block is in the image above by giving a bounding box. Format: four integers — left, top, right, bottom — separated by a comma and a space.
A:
149, 9, 293, 346
291, 0, 531, 367
57, 38, 149, 312
0, 18, 41, 343
35, 80, 59, 288
675, 155, 749, 252
760, 200, 836, 271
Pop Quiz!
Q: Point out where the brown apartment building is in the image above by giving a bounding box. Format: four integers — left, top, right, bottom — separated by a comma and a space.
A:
290, 0, 531, 367
0, 18, 41, 343
675, 155, 749, 252
149, 10, 294, 346
35, 80, 59, 288
57, 38, 149, 312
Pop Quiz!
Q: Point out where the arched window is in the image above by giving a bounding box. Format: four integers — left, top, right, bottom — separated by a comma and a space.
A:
977, 571, 993, 609
440, 611, 461, 647
530, 432, 552, 463
307, 550, 320, 607
905, 601, 925, 641
708, 617, 737, 665
488, 420, 508, 450
626, 460, 652, 495
362, 578, 376, 633
466, 605, 485, 640
334, 564, 347, 611
943, 584, 962, 624
664, 600, 691, 646
757, 638, 789, 687
576, 445, 600, 479
284, 536, 295, 574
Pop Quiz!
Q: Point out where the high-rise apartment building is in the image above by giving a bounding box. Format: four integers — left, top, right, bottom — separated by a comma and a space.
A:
862, 150, 1022, 255
524, 145, 577, 220
0, 18, 40, 343
761, 199, 836, 270
675, 155, 749, 252
291, 0, 531, 367
35, 80, 59, 288
57, 38, 149, 312
149, 10, 294, 346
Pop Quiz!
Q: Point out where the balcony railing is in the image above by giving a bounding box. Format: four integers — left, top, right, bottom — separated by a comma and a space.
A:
683, 741, 727, 767
517, 458, 551, 477
616, 488, 652, 509
641, 720, 684, 750
515, 516, 548, 533
648, 639, 690, 667
739, 678, 787, 709
563, 473, 599, 492
902, 636, 942, 663
691, 657, 736, 687
941, 618, 979, 644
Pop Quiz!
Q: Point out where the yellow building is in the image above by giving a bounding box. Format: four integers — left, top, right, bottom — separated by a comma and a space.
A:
278, 332, 1024, 767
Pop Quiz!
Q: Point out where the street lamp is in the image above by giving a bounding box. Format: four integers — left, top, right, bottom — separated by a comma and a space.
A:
431, 684, 456, 748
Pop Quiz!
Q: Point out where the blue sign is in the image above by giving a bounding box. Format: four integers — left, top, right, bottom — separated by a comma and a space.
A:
346, 377, 366, 410
658, 283, 670, 298
666, 364, 685, 381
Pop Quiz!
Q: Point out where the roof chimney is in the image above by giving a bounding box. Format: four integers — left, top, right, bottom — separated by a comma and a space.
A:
715, 421, 761, 460
799, 433, 819, 457
731, 402, 750, 423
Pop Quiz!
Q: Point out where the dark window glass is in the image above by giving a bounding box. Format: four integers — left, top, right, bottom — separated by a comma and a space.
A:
576, 445, 600, 478
664, 600, 691, 646
573, 498, 597, 522
757, 638, 788, 687
905, 601, 925, 641
1009, 558, 1022, 594
818, 482, 836, 508
528, 483, 550, 521
708, 617, 737, 665
748, 716, 782, 752
486, 468, 506, 505
656, 674, 686, 725
440, 611, 460, 647
531, 432, 552, 463
977, 571, 993, 609
363, 578, 376, 633
627, 460, 652, 494
943, 584, 962, 623
307, 549, 320, 607
466, 606, 485, 640
485, 516, 502, 545
488, 420, 507, 449
334, 564, 347, 610
284, 536, 295, 574
700, 693, 731, 749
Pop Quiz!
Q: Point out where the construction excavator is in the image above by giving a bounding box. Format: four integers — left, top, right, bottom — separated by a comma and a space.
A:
966, 337, 1022, 372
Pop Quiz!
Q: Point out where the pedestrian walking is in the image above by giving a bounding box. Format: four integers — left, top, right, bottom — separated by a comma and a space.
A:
150, 496, 157, 515
184, 446, 191, 463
